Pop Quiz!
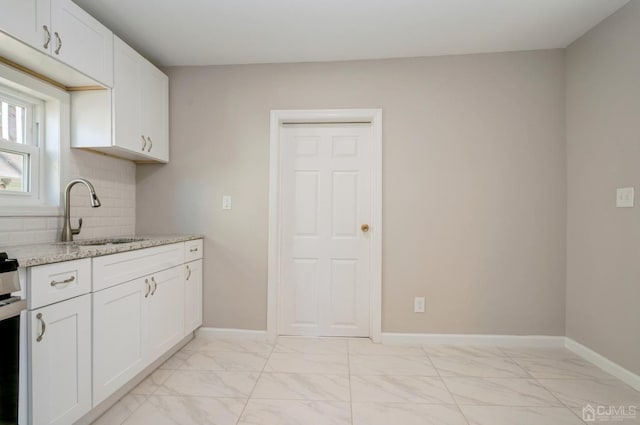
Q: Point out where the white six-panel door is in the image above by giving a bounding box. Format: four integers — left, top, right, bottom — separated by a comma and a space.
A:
279, 123, 372, 337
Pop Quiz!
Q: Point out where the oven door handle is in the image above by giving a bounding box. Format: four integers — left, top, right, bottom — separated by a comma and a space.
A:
0, 299, 27, 321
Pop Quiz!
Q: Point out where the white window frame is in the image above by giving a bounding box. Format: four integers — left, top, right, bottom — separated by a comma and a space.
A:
0, 62, 70, 216
0, 84, 44, 198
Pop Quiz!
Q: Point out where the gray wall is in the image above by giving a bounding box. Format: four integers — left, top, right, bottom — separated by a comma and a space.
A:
137, 50, 567, 335
566, 0, 640, 375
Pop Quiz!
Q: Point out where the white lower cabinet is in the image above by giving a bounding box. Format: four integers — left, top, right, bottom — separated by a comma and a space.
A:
146, 266, 185, 361
184, 259, 203, 335
92, 279, 146, 406
92, 265, 185, 405
29, 294, 91, 425
26, 239, 203, 424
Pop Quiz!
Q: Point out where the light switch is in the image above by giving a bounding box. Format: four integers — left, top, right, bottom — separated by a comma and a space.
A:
222, 195, 232, 210
616, 187, 634, 208
414, 297, 425, 313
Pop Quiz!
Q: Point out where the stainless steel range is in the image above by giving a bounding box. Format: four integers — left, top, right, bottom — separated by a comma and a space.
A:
0, 253, 25, 425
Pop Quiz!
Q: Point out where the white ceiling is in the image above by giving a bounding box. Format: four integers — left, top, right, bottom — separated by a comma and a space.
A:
74, 0, 629, 67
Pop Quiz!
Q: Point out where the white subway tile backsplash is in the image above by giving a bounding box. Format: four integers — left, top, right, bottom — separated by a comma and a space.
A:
47, 217, 63, 230
0, 218, 24, 232
22, 218, 48, 231
33, 230, 58, 242
7, 231, 36, 244
0, 150, 136, 245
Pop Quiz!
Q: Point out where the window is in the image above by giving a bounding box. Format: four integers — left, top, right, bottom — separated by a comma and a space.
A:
0, 62, 69, 216
0, 86, 43, 194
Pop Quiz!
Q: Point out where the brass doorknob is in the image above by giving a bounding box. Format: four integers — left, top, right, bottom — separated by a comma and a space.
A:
361, 224, 370, 232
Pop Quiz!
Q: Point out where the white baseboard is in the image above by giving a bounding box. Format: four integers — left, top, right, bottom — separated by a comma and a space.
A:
381, 332, 566, 347
565, 338, 640, 392
197, 327, 268, 341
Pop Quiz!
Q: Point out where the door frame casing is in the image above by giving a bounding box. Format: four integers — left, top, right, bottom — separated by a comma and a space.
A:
267, 109, 383, 343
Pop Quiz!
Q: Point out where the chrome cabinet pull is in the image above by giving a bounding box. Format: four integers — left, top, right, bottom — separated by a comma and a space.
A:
190, 247, 198, 253
151, 277, 157, 295
147, 137, 153, 152
144, 279, 150, 298
54, 32, 62, 55
50, 275, 75, 288
186, 265, 192, 281
43, 25, 51, 49
36, 313, 46, 342
141, 135, 147, 151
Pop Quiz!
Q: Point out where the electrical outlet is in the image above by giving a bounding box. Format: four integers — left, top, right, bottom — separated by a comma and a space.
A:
414, 297, 425, 313
616, 187, 634, 208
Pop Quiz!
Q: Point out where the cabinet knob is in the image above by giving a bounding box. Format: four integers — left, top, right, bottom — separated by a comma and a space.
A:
147, 137, 153, 152
141, 135, 147, 151
361, 224, 370, 233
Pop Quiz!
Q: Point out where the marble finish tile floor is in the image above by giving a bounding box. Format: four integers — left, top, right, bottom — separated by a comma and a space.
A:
92, 336, 640, 425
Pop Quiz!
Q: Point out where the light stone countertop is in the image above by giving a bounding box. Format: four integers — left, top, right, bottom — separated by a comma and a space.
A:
0, 235, 203, 267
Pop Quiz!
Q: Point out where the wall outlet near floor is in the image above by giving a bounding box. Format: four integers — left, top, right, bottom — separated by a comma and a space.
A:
414, 296, 426, 313
616, 187, 634, 208
222, 195, 232, 210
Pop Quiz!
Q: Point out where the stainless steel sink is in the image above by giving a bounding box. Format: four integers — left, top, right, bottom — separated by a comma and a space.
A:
73, 238, 147, 246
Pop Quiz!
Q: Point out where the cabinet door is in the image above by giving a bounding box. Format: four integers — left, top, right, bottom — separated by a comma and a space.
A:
141, 61, 169, 162
93, 279, 146, 406
50, 0, 113, 86
113, 36, 144, 155
29, 294, 91, 425
146, 266, 184, 362
0, 0, 49, 52
184, 259, 203, 335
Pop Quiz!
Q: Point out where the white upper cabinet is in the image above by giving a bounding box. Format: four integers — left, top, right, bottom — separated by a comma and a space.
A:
49, 0, 113, 87
0, 0, 48, 52
0, 0, 113, 87
112, 38, 143, 155
114, 36, 169, 162
71, 36, 169, 162
140, 60, 170, 161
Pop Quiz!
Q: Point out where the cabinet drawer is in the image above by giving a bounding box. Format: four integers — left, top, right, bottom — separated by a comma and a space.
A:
28, 259, 91, 309
184, 239, 203, 262
93, 243, 185, 291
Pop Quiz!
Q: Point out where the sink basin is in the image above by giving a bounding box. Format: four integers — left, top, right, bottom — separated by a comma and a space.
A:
73, 238, 147, 246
